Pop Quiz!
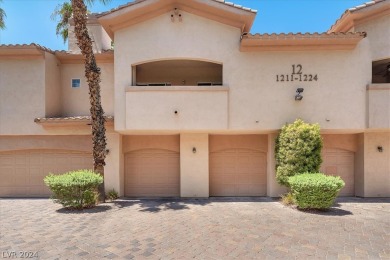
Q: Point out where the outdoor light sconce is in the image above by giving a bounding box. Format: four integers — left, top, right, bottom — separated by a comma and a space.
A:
377, 146, 383, 152
295, 88, 304, 101
192, 147, 197, 153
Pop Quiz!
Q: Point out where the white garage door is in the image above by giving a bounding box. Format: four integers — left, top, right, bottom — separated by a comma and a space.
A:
321, 148, 355, 196
124, 149, 180, 197
210, 149, 267, 196
0, 150, 93, 197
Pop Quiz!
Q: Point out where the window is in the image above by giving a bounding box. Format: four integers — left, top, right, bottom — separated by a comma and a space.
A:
71, 78, 81, 88
372, 59, 390, 83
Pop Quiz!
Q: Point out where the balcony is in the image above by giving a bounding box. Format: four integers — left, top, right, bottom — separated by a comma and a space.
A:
125, 85, 228, 130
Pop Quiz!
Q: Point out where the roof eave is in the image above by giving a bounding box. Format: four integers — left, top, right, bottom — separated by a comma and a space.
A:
55, 51, 114, 64
0, 44, 55, 59
97, 0, 256, 38
34, 116, 115, 127
329, 0, 390, 32
240, 33, 366, 52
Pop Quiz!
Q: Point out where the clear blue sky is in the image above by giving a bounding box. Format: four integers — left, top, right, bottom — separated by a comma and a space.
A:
0, 0, 369, 50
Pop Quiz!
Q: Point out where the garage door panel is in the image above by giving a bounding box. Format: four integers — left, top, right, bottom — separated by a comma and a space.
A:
0, 150, 93, 197
210, 147, 267, 197
238, 173, 265, 184
0, 155, 14, 165
125, 147, 180, 197
212, 184, 235, 196
237, 184, 263, 196
321, 148, 354, 196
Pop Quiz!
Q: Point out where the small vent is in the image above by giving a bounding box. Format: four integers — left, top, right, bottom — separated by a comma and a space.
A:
71, 79, 81, 88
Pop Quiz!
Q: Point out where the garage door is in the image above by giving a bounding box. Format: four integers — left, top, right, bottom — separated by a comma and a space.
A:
210, 149, 267, 196
0, 150, 93, 197
124, 149, 180, 197
321, 148, 355, 196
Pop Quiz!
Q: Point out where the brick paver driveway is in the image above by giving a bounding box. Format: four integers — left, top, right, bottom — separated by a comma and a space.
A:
0, 197, 389, 259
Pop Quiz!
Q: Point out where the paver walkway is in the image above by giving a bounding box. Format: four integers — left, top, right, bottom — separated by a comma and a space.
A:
0, 197, 389, 259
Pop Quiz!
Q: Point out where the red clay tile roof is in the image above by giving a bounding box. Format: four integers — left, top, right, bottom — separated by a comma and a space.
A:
329, 0, 389, 32
0, 43, 56, 54
95, 0, 256, 17
348, 0, 386, 11
242, 32, 366, 39
34, 116, 114, 124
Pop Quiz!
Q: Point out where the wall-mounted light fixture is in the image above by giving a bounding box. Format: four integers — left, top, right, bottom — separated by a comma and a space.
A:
377, 146, 383, 152
192, 147, 197, 153
295, 88, 304, 101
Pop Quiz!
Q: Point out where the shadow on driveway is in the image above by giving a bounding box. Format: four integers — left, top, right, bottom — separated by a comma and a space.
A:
113, 197, 276, 213
56, 205, 113, 214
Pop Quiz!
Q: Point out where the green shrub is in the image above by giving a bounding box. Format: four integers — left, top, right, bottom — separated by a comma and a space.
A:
44, 170, 103, 209
288, 173, 345, 209
106, 189, 119, 201
275, 119, 323, 186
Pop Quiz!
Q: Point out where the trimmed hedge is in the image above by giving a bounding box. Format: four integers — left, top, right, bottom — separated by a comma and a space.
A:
275, 119, 323, 186
288, 173, 345, 209
44, 170, 103, 209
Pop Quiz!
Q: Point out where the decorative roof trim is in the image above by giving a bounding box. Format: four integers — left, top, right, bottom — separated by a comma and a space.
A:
240, 32, 366, 52
34, 116, 114, 125
329, 0, 390, 32
95, 0, 256, 17
96, 0, 256, 38
0, 43, 57, 59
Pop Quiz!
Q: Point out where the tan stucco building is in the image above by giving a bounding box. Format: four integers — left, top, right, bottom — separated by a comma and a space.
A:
0, 0, 389, 198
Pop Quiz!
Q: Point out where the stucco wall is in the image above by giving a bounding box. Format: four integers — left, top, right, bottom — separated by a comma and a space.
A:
364, 132, 390, 197
45, 53, 61, 117
0, 59, 46, 135
125, 87, 228, 131
114, 11, 371, 133
0, 135, 92, 152
114, 11, 241, 132
355, 15, 390, 62
267, 133, 287, 197
355, 133, 365, 197
60, 63, 114, 116
367, 85, 390, 129
68, 24, 112, 53
180, 133, 209, 197
104, 133, 123, 195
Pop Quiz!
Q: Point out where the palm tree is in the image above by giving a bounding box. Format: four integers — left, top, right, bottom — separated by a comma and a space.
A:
71, 0, 111, 201
51, 2, 72, 43
0, 0, 6, 30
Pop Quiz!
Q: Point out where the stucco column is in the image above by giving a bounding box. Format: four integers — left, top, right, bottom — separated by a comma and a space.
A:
267, 133, 287, 197
180, 133, 209, 197
363, 132, 390, 197
104, 133, 123, 196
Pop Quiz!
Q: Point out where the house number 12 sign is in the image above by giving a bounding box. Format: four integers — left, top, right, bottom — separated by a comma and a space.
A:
276, 64, 318, 82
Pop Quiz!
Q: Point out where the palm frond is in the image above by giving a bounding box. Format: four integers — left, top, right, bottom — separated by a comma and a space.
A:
51, 2, 72, 43
85, 0, 112, 8
0, 7, 6, 29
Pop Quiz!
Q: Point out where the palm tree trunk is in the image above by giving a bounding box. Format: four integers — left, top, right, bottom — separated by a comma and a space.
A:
71, 0, 106, 202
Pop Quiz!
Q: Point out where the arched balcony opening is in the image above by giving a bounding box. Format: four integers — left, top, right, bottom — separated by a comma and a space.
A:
132, 60, 222, 86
